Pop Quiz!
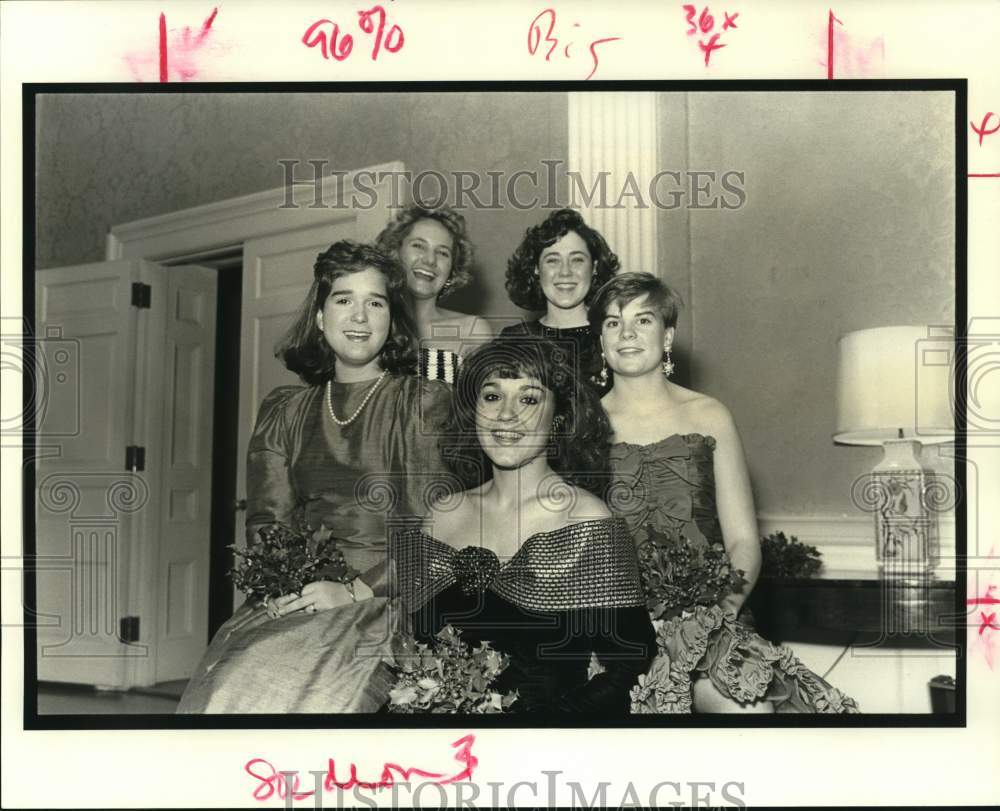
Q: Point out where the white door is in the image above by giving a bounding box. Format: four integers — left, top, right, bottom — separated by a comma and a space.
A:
34, 260, 145, 688
34, 260, 218, 689
233, 191, 400, 590
153, 266, 217, 682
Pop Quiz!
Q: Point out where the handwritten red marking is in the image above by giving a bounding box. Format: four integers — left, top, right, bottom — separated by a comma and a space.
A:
698, 33, 726, 65
158, 13, 168, 82
246, 734, 478, 801
979, 612, 999, 635
357, 5, 404, 60
527, 9, 620, 80
586, 37, 621, 80
683, 6, 738, 66
528, 9, 559, 60
302, 19, 354, 60
683, 4, 698, 35
966, 584, 999, 606
303, 3, 403, 63
827, 9, 843, 79
971, 112, 1000, 147
969, 173, 1000, 178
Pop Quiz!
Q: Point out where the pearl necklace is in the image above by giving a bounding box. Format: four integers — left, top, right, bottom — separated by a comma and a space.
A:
326, 370, 388, 427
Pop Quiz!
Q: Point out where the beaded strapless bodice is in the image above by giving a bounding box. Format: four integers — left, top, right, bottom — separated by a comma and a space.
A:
391, 517, 644, 612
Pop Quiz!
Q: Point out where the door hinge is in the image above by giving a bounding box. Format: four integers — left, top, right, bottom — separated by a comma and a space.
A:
131, 282, 152, 308
119, 615, 140, 644
125, 445, 146, 472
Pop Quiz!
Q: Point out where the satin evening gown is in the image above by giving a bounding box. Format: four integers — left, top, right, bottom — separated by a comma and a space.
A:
178, 375, 452, 713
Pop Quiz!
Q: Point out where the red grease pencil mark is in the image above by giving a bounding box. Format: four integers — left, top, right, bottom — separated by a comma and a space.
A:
827, 9, 843, 79
129, 7, 218, 82
967, 585, 1000, 667
527, 8, 620, 80
158, 13, 168, 82
969, 173, 1000, 178
245, 734, 478, 802
682, 5, 739, 67
971, 112, 1000, 147
303, 3, 403, 63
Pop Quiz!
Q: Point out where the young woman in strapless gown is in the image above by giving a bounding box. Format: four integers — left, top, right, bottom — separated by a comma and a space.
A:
178, 241, 452, 714
392, 336, 656, 714
589, 272, 859, 714
376, 204, 492, 383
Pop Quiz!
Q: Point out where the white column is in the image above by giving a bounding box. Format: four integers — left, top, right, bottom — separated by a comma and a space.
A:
567, 92, 659, 276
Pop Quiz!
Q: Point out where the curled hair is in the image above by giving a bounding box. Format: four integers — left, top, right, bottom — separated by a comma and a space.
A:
440, 336, 612, 498
375, 203, 475, 298
505, 208, 621, 311
587, 271, 685, 332
276, 240, 418, 384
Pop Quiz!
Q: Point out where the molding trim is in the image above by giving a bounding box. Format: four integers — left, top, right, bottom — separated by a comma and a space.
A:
107, 160, 406, 262
758, 513, 956, 580
568, 92, 658, 275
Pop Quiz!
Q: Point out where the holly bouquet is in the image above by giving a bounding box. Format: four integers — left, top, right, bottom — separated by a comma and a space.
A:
636, 524, 747, 621
228, 522, 359, 602
388, 625, 518, 714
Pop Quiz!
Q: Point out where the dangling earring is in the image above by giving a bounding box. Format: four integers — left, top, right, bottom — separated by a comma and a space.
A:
662, 345, 675, 379
439, 278, 453, 298
593, 352, 609, 387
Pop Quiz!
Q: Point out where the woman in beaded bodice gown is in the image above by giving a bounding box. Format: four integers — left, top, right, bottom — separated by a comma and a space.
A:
178, 242, 452, 714
391, 337, 656, 713
591, 273, 859, 714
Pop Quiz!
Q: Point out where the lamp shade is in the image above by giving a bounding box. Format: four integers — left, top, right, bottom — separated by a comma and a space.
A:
834, 326, 954, 446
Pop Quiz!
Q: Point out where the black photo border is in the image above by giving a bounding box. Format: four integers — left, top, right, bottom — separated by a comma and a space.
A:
21, 78, 968, 732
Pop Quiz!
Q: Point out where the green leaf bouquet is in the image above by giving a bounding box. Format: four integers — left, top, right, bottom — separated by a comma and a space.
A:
388, 625, 518, 714
228, 522, 359, 601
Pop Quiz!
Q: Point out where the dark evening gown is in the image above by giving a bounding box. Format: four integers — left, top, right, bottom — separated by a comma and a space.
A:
498, 321, 607, 393
609, 433, 860, 713
178, 375, 453, 713
391, 517, 656, 713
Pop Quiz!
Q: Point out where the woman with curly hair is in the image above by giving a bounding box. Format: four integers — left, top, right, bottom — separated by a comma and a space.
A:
376, 203, 492, 383
590, 272, 859, 714
391, 336, 656, 714
179, 241, 452, 714
500, 208, 620, 392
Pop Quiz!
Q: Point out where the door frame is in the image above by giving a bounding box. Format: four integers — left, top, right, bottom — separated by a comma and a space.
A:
106, 161, 405, 262
105, 162, 405, 686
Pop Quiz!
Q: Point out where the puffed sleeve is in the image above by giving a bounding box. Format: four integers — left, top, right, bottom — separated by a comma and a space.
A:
557, 605, 656, 713
389, 377, 456, 521
245, 385, 305, 541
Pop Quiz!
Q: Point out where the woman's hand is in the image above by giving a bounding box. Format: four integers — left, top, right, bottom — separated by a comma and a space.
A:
272, 581, 356, 616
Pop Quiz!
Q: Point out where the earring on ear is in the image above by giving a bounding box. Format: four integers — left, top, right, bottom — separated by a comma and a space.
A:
593, 352, 609, 387
552, 414, 567, 432
662, 345, 675, 379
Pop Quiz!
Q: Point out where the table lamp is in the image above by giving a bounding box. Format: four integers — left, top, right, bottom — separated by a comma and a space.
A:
834, 326, 954, 576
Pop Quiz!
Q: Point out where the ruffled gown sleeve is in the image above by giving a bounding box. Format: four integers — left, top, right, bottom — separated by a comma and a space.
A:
244, 384, 309, 539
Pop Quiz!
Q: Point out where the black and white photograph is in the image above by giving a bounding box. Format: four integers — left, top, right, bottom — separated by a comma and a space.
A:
4, 2, 998, 808
25, 85, 960, 723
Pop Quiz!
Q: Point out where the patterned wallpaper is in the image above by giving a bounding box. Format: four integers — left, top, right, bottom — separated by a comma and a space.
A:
35, 91, 570, 319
